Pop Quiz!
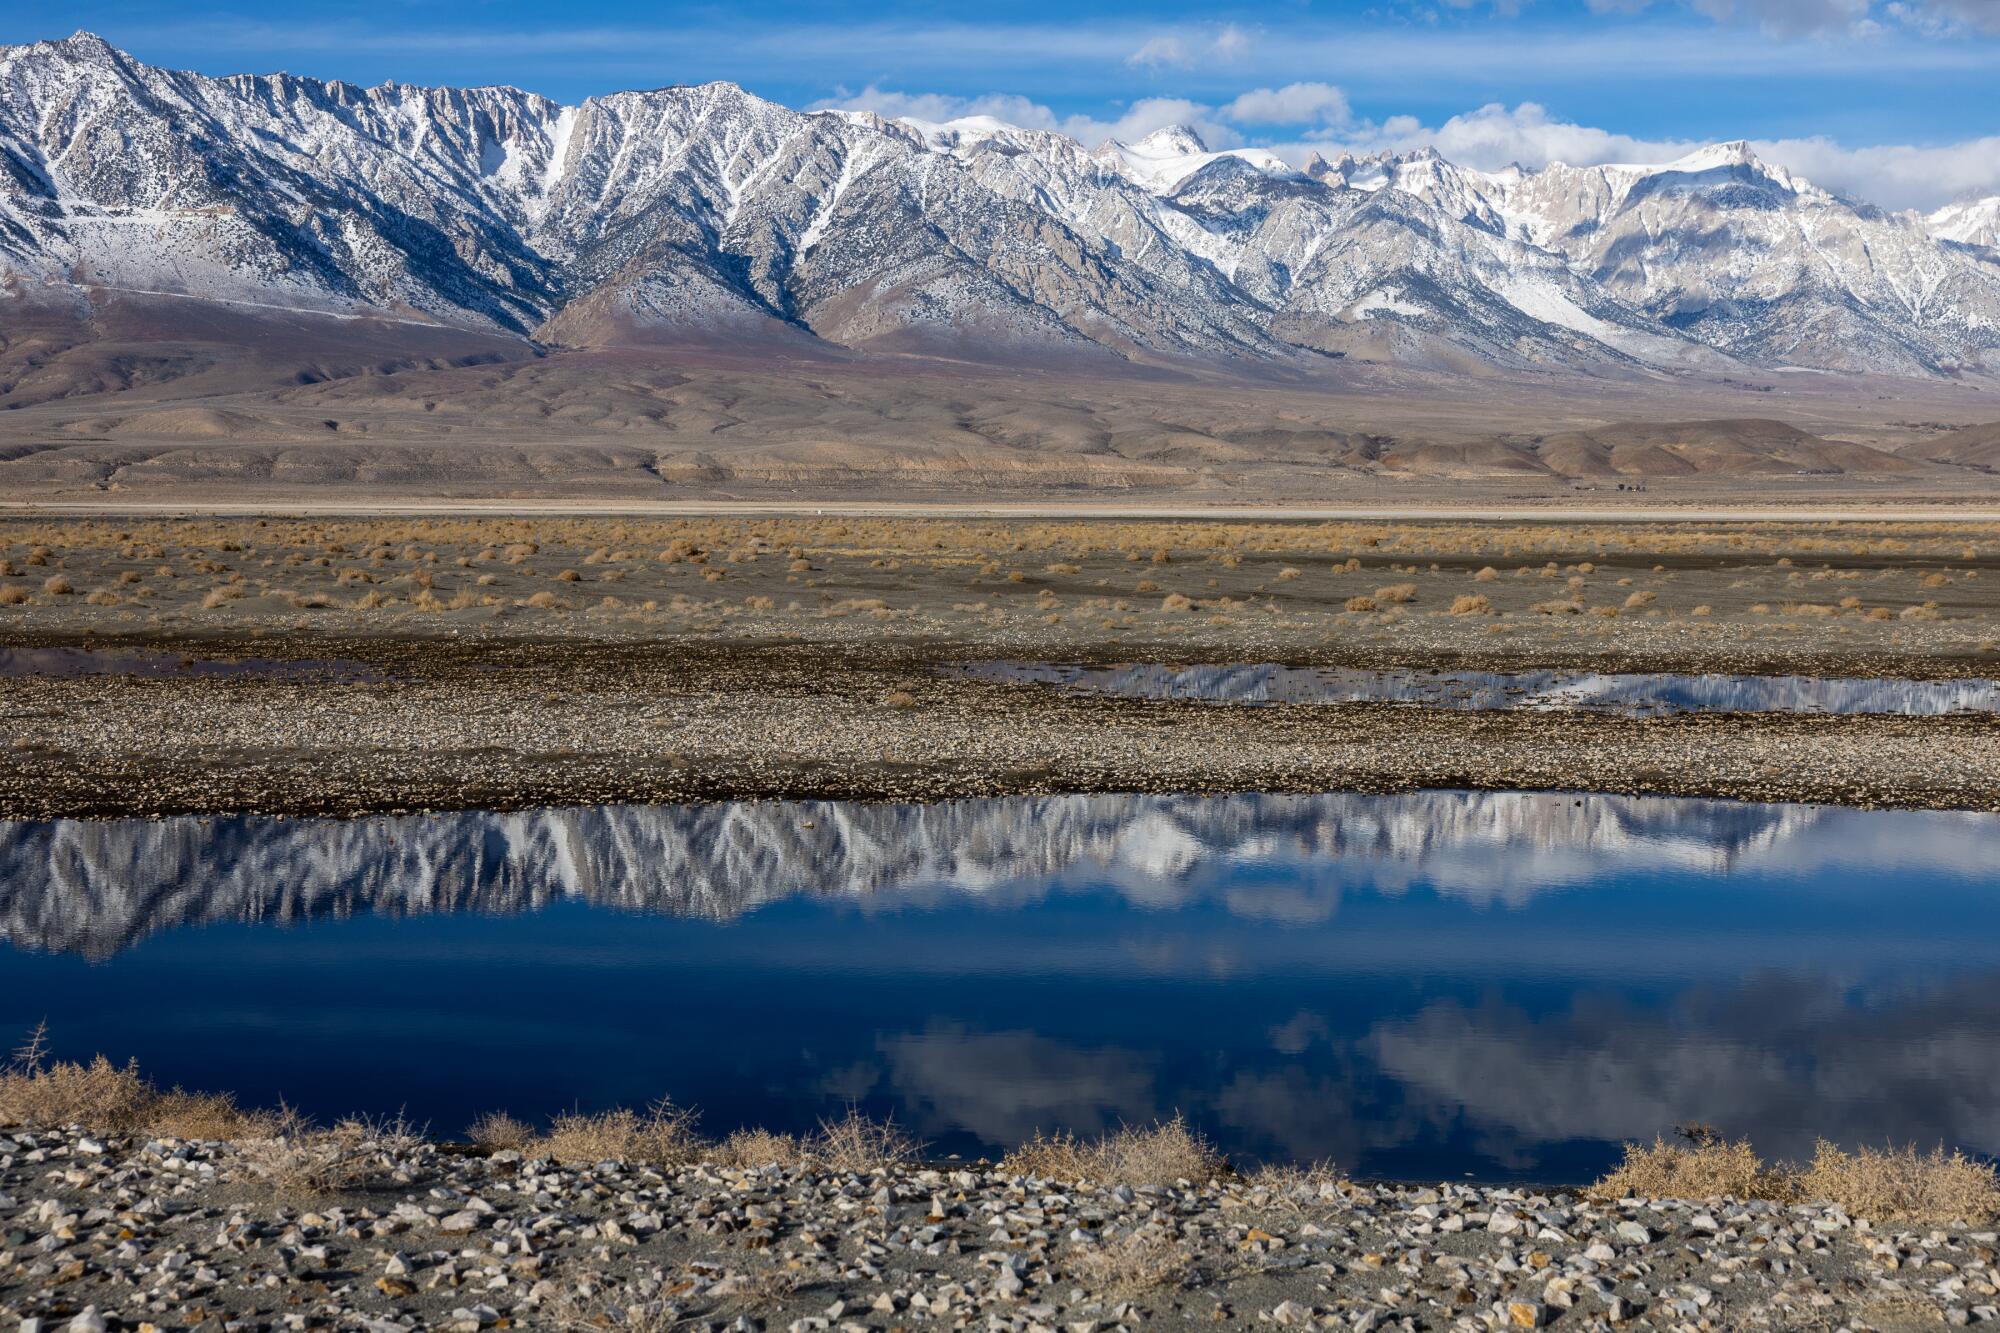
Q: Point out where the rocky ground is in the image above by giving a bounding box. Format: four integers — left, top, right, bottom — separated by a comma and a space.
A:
4, 636, 2000, 820
1, 1125, 1994, 1333
2, 515, 1999, 819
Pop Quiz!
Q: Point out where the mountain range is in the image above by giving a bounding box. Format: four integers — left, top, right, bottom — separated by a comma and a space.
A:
5, 31, 2000, 385
0, 790, 1869, 959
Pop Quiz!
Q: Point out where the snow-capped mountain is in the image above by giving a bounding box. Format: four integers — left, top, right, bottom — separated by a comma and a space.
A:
1319, 142, 2000, 376
4, 33, 1999, 380
0, 790, 1866, 959
1931, 197, 2000, 252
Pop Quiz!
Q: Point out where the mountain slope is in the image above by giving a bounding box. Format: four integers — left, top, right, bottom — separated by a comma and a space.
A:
1319, 144, 2000, 377
2, 34, 1999, 384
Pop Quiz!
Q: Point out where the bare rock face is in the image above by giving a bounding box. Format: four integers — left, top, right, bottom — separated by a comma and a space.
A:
4, 33, 2000, 379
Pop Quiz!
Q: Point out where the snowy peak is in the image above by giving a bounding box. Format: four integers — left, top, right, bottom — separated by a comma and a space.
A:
1131, 125, 1210, 156
1, 36, 1998, 380
1931, 197, 2000, 250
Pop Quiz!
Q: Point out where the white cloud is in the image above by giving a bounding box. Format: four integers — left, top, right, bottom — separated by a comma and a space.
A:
810, 86, 1241, 150
1325, 101, 1699, 169
1583, 0, 1876, 35
1126, 22, 1256, 70
1886, 0, 2000, 32
1211, 23, 1253, 60
1125, 34, 1192, 69
1223, 82, 1352, 127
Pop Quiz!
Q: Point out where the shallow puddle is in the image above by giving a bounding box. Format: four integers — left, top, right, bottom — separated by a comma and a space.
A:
0, 646, 382, 682
954, 660, 2000, 716
4, 790, 1997, 1181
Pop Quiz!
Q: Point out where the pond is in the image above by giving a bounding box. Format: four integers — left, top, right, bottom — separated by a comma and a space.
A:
3, 790, 1997, 1183
951, 661, 2000, 716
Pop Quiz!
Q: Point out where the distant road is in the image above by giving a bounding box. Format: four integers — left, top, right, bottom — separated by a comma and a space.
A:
6, 499, 2000, 523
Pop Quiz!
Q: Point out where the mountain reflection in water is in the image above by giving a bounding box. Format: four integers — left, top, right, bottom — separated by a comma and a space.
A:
954, 661, 2000, 715
3, 790, 1996, 1183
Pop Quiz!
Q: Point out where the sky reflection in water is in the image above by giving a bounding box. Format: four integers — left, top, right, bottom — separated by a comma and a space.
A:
2, 789, 1997, 1183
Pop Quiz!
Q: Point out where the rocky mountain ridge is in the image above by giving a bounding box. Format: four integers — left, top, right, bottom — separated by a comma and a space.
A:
4, 33, 1999, 381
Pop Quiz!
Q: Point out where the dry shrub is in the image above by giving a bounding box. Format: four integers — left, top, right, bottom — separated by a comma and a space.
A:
1046, 562, 1081, 575
1922, 572, 1951, 588
1473, 566, 1499, 582
812, 1108, 918, 1174
201, 586, 241, 609
1690, 604, 1713, 616
1591, 605, 1621, 618
1799, 1142, 1999, 1224
523, 591, 566, 610
41, 574, 73, 596
1064, 1231, 1193, 1298
1343, 595, 1377, 613
1160, 592, 1194, 613
554, 569, 581, 582
467, 1111, 535, 1150
1532, 599, 1582, 615
0, 1028, 262, 1139
703, 569, 726, 583
1866, 607, 1894, 621
1276, 566, 1302, 580
882, 689, 918, 709
1002, 1115, 1224, 1187
1373, 582, 1417, 604
236, 1111, 404, 1197
1623, 590, 1657, 609
1594, 1135, 1777, 1202
537, 1102, 708, 1167
1901, 605, 1939, 620
0, 585, 27, 606
1245, 1159, 1347, 1197
1448, 594, 1491, 615
717, 1128, 804, 1168
351, 589, 391, 610
84, 589, 120, 606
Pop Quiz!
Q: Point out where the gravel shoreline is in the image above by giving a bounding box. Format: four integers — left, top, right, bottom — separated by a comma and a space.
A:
1, 1124, 1993, 1333
3, 636, 1999, 820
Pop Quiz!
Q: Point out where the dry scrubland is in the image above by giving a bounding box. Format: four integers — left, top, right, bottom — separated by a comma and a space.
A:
2, 514, 1998, 662
4, 515, 2000, 818
5, 1043, 2000, 1332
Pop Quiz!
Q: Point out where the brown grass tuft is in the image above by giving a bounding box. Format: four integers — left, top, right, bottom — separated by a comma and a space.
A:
1594, 1135, 1776, 1202
0, 1027, 264, 1140
1448, 593, 1491, 615
536, 1101, 709, 1167
717, 1128, 804, 1168
467, 1111, 535, 1150
1002, 1115, 1224, 1187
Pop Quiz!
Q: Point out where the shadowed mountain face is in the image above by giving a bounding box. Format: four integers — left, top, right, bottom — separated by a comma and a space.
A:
6, 789, 2000, 1178
4, 34, 2000, 384
0, 789, 1982, 961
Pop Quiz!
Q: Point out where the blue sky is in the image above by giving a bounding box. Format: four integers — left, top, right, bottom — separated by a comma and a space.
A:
15, 0, 2000, 208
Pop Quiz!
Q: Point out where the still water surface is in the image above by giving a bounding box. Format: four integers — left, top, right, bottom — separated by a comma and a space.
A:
3, 790, 1997, 1182
955, 661, 2000, 715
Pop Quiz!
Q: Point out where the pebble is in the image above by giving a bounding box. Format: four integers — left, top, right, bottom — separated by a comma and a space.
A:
0, 1126, 1990, 1331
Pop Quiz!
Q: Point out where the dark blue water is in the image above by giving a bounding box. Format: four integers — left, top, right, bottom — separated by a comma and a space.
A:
3, 791, 1998, 1183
